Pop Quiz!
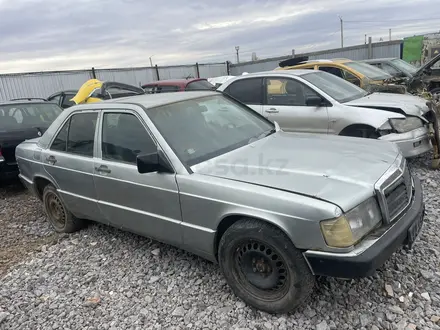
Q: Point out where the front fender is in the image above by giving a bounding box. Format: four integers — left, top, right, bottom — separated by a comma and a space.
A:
334, 105, 406, 134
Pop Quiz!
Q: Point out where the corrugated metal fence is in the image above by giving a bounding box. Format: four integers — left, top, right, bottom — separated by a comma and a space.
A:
0, 62, 228, 101
229, 40, 403, 75
0, 41, 403, 101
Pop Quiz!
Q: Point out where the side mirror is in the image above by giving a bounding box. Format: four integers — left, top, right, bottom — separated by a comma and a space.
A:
136, 150, 173, 174
305, 95, 325, 107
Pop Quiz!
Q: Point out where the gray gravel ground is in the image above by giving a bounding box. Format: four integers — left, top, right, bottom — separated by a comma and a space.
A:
1, 153, 440, 330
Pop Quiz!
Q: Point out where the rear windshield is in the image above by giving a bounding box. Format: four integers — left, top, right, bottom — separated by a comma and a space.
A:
185, 80, 215, 91
0, 103, 63, 131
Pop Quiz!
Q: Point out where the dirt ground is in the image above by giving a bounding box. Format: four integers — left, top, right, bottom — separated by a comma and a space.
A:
0, 179, 60, 278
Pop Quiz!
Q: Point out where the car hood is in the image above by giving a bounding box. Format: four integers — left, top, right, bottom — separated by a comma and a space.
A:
345, 92, 429, 117
192, 132, 399, 211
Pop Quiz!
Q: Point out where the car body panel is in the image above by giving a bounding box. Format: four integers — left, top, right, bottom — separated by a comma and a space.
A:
191, 131, 398, 211
345, 92, 430, 117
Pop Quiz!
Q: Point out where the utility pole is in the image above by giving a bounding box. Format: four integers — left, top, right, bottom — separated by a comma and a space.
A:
149, 55, 154, 67
389, 28, 392, 41
235, 46, 240, 63
339, 16, 344, 48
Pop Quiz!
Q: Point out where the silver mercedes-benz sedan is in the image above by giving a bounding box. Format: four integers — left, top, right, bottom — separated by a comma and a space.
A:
15, 91, 424, 313
217, 70, 434, 158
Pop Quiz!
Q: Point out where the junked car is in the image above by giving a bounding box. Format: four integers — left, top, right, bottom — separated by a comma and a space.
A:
142, 78, 215, 93
16, 91, 424, 313
70, 79, 145, 105
363, 54, 440, 96
0, 99, 63, 181
276, 57, 406, 94
217, 70, 433, 158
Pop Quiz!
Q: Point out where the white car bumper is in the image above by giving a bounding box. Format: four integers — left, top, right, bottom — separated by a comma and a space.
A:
379, 126, 432, 158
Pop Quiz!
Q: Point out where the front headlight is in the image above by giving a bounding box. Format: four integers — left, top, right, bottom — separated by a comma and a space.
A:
320, 197, 382, 248
389, 117, 423, 133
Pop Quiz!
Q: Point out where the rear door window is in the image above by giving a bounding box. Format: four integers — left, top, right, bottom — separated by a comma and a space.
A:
66, 113, 98, 157
224, 78, 263, 104
318, 66, 344, 78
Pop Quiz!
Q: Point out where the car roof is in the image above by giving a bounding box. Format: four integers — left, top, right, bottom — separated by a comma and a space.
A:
142, 78, 207, 87
232, 70, 317, 78
361, 58, 397, 63
299, 58, 352, 64
0, 99, 50, 106
97, 90, 219, 109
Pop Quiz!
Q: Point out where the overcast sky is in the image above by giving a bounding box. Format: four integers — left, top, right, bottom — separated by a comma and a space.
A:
0, 0, 438, 73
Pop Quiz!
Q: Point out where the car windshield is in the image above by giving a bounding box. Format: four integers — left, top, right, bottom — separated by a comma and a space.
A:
390, 59, 418, 75
301, 71, 368, 103
147, 95, 274, 166
185, 80, 215, 91
344, 61, 392, 80
0, 103, 63, 131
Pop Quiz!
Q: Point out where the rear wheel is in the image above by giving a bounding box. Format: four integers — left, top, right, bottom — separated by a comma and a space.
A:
42, 184, 85, 233
218, 219, 314, 314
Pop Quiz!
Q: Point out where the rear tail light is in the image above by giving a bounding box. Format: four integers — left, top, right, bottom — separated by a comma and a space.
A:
0, 146, 4, 163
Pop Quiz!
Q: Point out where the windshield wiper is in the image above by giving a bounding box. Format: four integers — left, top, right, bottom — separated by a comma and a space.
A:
248, 128, 276, 144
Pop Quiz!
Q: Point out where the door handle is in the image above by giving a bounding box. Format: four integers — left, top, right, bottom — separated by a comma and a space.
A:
46, 155, 57, 165
265, 108, 279, 113
95, 165, 111, 174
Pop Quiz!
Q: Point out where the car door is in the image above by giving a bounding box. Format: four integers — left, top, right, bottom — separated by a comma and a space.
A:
261, 77, 329, 134
93, 109, 182, 245
222, 77, 263, 115
42, 110, 104, 222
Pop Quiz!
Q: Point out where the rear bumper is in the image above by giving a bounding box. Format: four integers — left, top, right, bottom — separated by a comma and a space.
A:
304, 176, 424, 278
379, 126, 432, 158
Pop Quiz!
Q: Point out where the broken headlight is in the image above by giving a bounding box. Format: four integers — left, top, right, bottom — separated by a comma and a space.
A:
389, 117, 423, 133
320, 197, 382, 248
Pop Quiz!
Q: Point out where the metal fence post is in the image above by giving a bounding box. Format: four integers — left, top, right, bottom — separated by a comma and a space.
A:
226, 61, 230, 75
155, 65, 160, 81
91, 67, 97, 79
368, 37, 373, 59
195, 63, 200, 78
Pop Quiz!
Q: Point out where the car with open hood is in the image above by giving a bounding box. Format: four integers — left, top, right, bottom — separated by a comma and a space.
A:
363, 54, 440, 96
70, 79, 145, 105
275, 57, 406, 94
15, 90, 424, 313
0, 98, 63, 181
217, 70, 434, 158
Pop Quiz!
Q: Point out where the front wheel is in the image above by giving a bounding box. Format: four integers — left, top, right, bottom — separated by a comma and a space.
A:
218, 219, 314, 314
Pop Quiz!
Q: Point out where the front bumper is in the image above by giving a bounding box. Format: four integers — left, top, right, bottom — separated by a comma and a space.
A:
304, 176, 424, 278
0, 159, 19, 180
379, 126, 432, 158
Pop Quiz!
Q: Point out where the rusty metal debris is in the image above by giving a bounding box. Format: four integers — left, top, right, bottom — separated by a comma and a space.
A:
426, 93, 440, 169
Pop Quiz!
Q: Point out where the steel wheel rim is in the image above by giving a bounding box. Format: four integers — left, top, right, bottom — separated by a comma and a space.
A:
233, 239, 290, 301
45, 193, 66, 228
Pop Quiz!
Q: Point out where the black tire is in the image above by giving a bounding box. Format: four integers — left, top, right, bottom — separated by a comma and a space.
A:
42, 184, 85, 233
218, 219, 315, 314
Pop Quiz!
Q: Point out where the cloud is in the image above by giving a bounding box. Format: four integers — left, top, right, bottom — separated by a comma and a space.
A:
0, 0, 437, 73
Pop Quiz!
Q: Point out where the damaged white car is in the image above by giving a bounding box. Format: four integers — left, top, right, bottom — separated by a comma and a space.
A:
218, 70, 434, 158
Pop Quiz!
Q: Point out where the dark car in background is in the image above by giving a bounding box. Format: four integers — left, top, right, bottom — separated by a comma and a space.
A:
142, 78, 215, 93
0, 99, 63, 181
47, 90, 78, 109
